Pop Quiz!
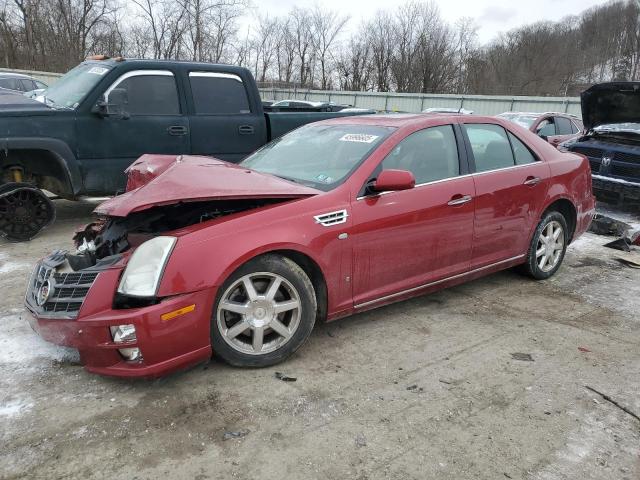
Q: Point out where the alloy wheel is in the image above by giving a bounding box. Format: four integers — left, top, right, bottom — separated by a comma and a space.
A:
535, 220, 564, 272
216, 272, 302, 355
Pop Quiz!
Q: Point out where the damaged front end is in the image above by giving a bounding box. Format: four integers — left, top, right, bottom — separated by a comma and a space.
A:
23, 154, 320, 376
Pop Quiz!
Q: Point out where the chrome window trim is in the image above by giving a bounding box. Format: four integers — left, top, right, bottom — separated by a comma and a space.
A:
189, 71, 243, 82
105, 69, 174, 99
356, 162, 537, 201
354, 254, 526, 309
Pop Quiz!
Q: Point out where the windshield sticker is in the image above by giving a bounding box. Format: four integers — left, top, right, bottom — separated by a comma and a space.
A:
339, 134, 379, 143
88, 66, 109, 75
316, 174, 334, 183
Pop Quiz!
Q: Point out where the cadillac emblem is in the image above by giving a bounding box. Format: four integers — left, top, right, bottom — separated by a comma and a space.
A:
601, 154, 612, 167
36, 279, 53, 306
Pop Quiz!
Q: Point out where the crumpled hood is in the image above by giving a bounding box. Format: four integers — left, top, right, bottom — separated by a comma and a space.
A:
581, 82, 640, 131
94, 155, 320, 217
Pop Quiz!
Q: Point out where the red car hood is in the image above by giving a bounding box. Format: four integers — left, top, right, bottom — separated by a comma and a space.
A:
95, 155, 320, 217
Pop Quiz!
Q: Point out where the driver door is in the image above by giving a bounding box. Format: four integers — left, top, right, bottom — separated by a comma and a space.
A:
350, 125, 475, 308
76, 70, 190, 195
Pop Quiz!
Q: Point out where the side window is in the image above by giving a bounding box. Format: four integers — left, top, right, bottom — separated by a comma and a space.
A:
570, 120, 581, 134
556, 117, 573, 135
464, 124, 514, 172
0, 78, 20, 90
382, 125, 459, 184
111, 72, 180, 115
35, 81, 47, 90
189, 72, 250, 114
508, 132, 537, 165
536, 118, 556, 137
19, 79, 36, 91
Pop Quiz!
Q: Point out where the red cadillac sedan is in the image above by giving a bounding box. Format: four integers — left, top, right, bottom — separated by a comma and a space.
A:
25, 114, 595, 377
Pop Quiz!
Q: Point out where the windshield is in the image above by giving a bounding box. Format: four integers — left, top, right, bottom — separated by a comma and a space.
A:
241, 124, 394, 191
42, 62, 112, 109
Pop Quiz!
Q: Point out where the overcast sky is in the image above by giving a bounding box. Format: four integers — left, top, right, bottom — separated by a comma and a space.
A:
245, 0, 608, 44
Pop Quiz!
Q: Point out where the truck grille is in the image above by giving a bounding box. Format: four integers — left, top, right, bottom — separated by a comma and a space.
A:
614, 151, 640, 164
611, 163, 640, 180
26, 257, 99, 319
572, 146, 603, 158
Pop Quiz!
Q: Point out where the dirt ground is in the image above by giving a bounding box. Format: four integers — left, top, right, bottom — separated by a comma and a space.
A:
1, 200, 639, 480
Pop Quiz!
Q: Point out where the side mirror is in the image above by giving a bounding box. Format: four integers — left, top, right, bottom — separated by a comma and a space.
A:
372, 169, 415, 192
92, 89, 129, 119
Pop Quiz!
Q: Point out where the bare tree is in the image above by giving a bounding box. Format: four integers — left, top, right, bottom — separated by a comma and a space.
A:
310, 6, 348, 89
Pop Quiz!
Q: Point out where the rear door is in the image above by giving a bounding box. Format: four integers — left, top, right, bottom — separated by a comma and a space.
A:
351, 124, 475, 306
462, 122, 550, 268
186, 71, 267, 163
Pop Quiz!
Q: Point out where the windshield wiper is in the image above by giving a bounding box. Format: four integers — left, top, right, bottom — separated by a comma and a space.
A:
42, 96, 72, 111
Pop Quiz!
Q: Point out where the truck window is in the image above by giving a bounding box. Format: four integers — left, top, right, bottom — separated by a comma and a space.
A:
189, 72, 250, 115
107, 71, 180, 116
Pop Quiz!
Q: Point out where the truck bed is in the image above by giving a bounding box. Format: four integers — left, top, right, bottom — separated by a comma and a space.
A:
265, 110, 374, 140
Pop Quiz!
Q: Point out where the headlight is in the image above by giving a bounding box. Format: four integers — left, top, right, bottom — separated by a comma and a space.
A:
117, 236, 176, 297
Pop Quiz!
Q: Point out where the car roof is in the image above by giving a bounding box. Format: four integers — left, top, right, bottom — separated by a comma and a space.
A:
316, 113, 496, 128
0, 72, 35, 79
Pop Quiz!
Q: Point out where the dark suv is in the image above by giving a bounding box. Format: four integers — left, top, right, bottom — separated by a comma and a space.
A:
562, 82, 640, 205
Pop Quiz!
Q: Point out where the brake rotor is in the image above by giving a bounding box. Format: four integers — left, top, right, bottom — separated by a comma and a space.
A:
0, 183, 55, 241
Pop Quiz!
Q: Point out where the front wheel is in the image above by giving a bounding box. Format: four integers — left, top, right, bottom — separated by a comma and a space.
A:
521, 211, 568, 280
211, 254, 317, 367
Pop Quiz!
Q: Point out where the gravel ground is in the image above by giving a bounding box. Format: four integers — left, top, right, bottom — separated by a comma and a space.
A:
1, 200, 639, 480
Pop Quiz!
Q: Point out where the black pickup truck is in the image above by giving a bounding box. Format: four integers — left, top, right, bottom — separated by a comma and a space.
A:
0, 57, 372, 241
563, 82, 640, 205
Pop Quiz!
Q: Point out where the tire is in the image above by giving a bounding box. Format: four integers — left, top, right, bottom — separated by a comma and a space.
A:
521, 211, 568, 280
211, 254, 317, 367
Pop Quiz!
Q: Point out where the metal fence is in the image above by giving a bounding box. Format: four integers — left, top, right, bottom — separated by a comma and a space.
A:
0, 67, 63, 85
259, 87, 582, 117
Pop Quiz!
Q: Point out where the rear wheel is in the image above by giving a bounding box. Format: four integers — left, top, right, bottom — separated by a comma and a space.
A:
522, 211, 568, 280
211, 254, 317, 367
0, 183, 55, 241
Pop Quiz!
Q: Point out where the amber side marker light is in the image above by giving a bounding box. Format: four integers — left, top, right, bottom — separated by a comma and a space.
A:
161, 304, 196, 322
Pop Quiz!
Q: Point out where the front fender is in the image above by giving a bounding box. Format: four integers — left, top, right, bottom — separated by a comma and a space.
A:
3, 137, 83, 197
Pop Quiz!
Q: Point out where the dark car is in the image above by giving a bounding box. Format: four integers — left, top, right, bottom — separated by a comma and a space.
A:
562, 82, 640, 205
498, 112, 583, 148
0, 72, 48, 93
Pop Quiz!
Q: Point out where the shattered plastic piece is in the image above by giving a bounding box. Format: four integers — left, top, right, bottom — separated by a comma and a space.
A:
274, 372, 297, 382
604, 238, 631, 252
355, 433, 367, 447
406, 385, 418, 390
222, 428, 250, 441
578, 347, 591, 353
510, 352, 534, 362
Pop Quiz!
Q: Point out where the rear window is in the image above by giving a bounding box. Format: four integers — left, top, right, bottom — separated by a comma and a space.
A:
189, 72, 250, 114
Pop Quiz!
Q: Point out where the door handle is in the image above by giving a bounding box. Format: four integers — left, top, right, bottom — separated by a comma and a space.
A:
238, 125, 255, 135
447, 194, 472, 206
524, 176, 541, 186
167, 125, 188, 136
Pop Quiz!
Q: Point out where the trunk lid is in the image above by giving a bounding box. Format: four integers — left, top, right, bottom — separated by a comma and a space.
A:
581, 82, 640, 131
94, 155, 320, 217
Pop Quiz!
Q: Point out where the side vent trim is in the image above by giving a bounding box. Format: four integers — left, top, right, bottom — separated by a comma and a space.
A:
314, 209, 348, 227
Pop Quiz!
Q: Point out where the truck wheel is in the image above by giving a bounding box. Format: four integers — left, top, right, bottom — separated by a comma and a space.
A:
211, 254, 317, 367
0, 183, 55, 241
521, 211, 568, 280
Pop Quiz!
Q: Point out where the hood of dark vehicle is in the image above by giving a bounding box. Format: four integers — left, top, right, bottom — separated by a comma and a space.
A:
95, 155, 320, 217
581, 82, 640, 131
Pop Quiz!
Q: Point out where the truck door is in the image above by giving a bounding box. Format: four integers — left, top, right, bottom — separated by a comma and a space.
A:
185, 71, 267, 163
76, 69, 190, 195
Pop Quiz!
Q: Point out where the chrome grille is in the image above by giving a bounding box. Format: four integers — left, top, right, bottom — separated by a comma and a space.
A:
614, 151, 640, 164
26, 253, 99, 319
